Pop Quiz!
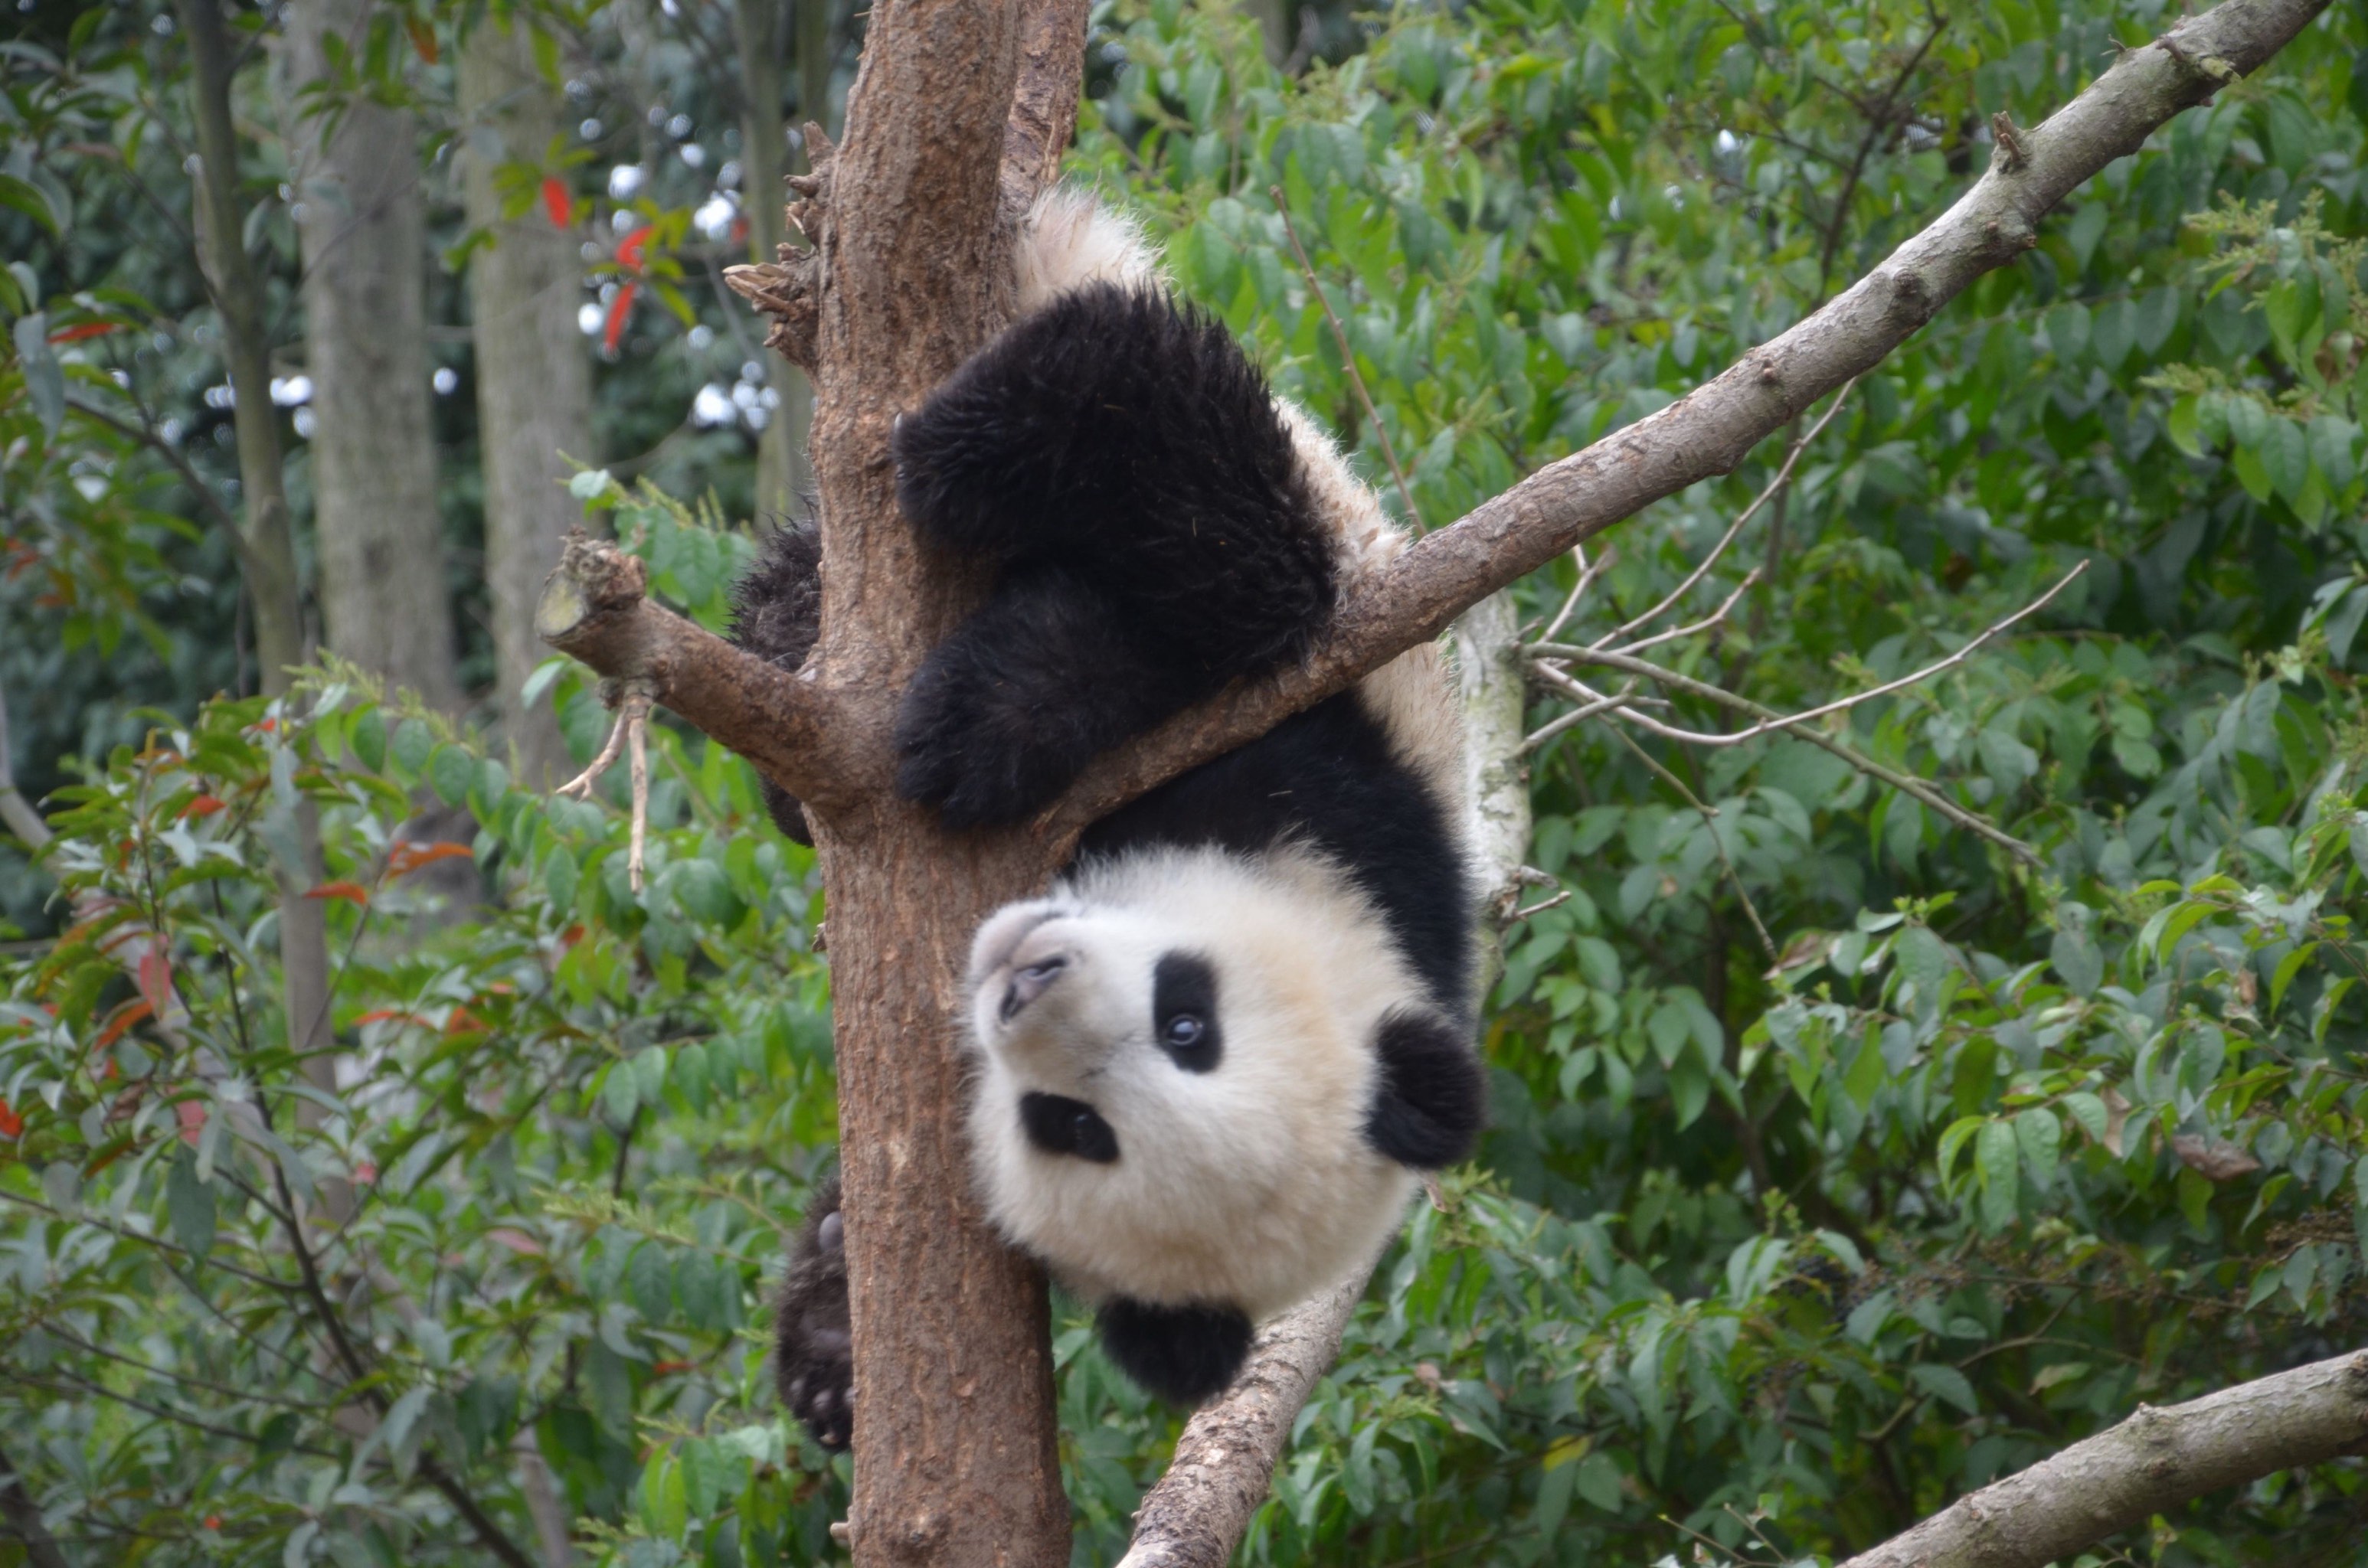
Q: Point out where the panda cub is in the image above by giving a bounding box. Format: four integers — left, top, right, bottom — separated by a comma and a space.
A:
743, 193, 1483, 1441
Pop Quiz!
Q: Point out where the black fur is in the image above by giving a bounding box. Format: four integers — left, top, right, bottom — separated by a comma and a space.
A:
771, 1174, 852, 1449
892, 567, 1180, 827
1366, 1008, 1487, 1168
727, 521, 824, 844
1081, 694, 1473, 1020
1019, 1091, 1120, 1163
890, 285, 1338, 825
1151, 951, 1222, 1072
1095, 1297, 1254, 1405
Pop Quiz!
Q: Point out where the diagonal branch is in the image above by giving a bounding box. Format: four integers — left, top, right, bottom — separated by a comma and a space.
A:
1838, 1347, 2368, 1568
1046, 0, 2330, 845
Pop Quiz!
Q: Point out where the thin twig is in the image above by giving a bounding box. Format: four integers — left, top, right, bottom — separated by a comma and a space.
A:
1527, 659, 2038, 865
1508, 888, 1573, 923
1520, 678, 1644, 756
1271, 185, 1422, 528
1542, 562, 2085, 747
1591, 379, 1856, 650
1607, 568, 1760, 660
1538, 542, 1610, 645
1602, 724, 1779, 961
557, 685, 656, 891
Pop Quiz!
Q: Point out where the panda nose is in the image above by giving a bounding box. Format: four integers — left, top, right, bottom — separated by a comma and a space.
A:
1002, 956, 1068, 1021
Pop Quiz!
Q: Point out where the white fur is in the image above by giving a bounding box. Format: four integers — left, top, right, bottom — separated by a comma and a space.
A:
965, 845, 1421, 1318
954, 194, 1469, 1327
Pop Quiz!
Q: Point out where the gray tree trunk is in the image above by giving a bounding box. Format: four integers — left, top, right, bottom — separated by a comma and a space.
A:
458, 18, 594, 786
280, 0, 460, 713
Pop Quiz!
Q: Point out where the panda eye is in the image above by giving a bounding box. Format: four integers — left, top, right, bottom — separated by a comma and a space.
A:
1161, 1014, 1205, 1049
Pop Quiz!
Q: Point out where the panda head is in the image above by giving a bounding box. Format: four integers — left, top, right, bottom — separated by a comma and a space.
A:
959, 846, 1438, 1315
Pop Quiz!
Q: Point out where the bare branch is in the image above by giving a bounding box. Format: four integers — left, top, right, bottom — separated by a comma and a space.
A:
533, 534, 858, 817
1591, 381, 1852, 651
1117, 1275, 1366, 1568
0, 1438, 70, 1568
1526, 657, 2039, 864
1051, 0, 2329, 844
1536, 562, 2086, 746
0, 684, 50, 850
1840, 1348, 2368, 1568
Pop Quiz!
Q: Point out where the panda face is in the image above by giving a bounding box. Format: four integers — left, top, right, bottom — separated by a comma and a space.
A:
961, 845, 1425, 1318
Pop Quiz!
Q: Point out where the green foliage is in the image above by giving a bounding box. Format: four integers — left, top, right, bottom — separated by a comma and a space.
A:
15, 0, 2368, 1565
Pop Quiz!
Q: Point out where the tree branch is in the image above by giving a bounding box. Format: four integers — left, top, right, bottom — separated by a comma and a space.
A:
533, 532, 858, 814
0, 1438, 71, 1568
1045, 0, 2330, 844
1116, 1275, 1366, 1568
1840, 1347, 2368, 1568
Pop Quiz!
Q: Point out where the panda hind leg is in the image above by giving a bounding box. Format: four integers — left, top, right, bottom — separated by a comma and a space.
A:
1097, 1297, 1254, 1406
772, 1173, 853, 1450
895, 567, 1173, 828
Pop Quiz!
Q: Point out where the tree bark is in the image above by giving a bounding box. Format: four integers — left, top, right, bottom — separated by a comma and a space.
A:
280, 0, 462, 713
458, 15, 596, 787
1453, 589, 1534, 921
0, 1439, 70, 1568
544, 0, 2334, 1562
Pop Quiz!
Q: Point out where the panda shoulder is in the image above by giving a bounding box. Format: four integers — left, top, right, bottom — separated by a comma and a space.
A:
1014, 188, 1164, 313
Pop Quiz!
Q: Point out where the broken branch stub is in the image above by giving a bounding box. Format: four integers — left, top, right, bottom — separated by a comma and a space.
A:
533, 531, 855, 816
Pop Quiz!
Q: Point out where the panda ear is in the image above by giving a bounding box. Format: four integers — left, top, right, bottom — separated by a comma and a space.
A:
1364, 1009, 1486, 1169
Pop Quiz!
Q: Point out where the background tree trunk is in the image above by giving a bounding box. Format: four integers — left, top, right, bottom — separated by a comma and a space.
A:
735, 0, 813, 517
459, 18, 595, 786
176, 0, 342, 1214
279, 0, 460, 713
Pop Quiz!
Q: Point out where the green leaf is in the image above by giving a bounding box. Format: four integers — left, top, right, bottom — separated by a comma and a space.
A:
2052, 920, 2104, 998
1668, 1051, 1710, 1130
348, 707, 387, 771
0, 173, 60, 236
429, 744, 476, 807
2090, 297, 2136, 370
2062, 1092, 2109, 1145
1909, 1362, 1980, 1416
2014, 1108, 2062, 1191
11, 314, 64, 438
1843, 1031, 1887, 1108
166, 1151, 216, 1259
1532, 1449, 1578, 1538
1976, 1119, 2020, 1230
2134, 286, 2180, 354
628, 1243, 673, 1321
1575, 1452, 1624, 1512
391, 717, 434, 775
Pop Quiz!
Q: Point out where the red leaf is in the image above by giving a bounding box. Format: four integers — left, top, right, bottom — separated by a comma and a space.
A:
0, 1100, 21, 1139
603, 281, 639, 352
542, 177, 572, 230
175, 1099, 206, 1146
179, 795, 227, 819
354, 1161, 378, 1184
561, 923, 587, 949
47, 322, 121, 343
387, 841, 473, 878
352, 1008, 419, 1027
404, 15, 439, 64
616, 225, 648, 273
94, 998, 153, 1051
443, 1007, 487, 1037
136, 947, 174, 1015
487, 1227, 545, 1256
651, 1359, 692, 1376
303, 880, 371, 906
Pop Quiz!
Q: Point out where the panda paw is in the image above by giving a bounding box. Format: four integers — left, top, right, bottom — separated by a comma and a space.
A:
774, 1174, 854, 1451
1097, 1298, 1253, 1406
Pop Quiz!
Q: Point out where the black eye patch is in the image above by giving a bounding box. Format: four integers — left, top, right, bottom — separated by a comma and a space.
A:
1019, 1092, 1119, 1163
1152, 951, 1222, 1073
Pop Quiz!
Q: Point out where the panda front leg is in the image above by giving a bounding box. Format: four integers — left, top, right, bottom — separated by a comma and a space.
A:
773, 1174, 854, 1450
895, 566, 1176, 828
1095, 1296, 1254, 1406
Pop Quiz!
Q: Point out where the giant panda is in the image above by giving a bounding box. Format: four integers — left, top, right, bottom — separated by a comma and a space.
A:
738, 192, 1484, 1445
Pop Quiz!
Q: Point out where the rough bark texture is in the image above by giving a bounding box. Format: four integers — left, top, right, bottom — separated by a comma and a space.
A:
544, 2, 2335, 1563
459, 16, 596, 787
1841, 1348, 2368, 1568
280, 0, 461, 713
1116, 1276, 1363, 1568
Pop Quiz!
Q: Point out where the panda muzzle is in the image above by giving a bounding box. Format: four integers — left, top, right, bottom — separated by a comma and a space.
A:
1001, 955, 1068, 1021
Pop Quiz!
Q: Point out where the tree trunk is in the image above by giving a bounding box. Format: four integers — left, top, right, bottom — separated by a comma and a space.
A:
280, 0, 461, 713
176, 0, 342, 1214
736, 0, 814, 517
458, 18, 595, 786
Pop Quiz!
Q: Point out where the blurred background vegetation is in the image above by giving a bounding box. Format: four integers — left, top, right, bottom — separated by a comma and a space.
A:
9, 0, 2368, 1563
